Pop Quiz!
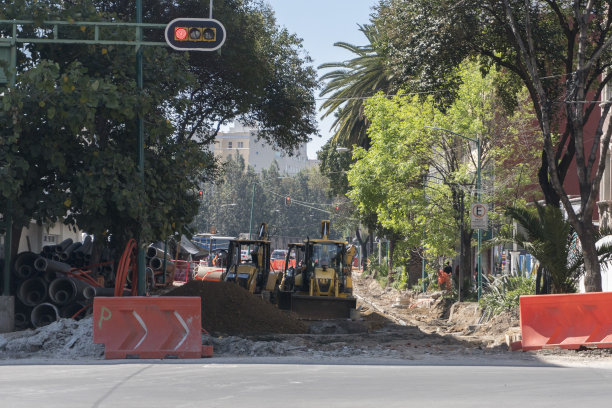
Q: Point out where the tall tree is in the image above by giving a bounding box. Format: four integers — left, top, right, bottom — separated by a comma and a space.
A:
348, 62, 539, 284
319, 24, 393, 150
377, 0, 612, 292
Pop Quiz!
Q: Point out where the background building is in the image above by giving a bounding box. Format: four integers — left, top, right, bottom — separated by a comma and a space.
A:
212, 123, 317, 175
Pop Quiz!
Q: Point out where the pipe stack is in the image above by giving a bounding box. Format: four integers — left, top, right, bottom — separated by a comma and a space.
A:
146, 245, 176, 285
8, 237, 116, 330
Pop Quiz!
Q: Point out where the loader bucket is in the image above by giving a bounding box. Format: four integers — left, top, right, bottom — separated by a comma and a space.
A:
290, 294, 357, 320
278, 290, 293, 311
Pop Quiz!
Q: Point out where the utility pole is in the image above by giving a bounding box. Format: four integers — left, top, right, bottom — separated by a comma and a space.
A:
248, 184, 255, 239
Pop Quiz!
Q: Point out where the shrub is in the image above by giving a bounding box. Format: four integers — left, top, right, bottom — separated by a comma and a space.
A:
479, 274, 535, 316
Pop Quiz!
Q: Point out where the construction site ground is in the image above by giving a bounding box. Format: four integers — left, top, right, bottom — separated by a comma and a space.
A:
2, 270, 612, 367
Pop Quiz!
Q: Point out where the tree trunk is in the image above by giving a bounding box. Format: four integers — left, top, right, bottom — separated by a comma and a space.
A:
581, 229, 602, 292
387, 237, 395, 286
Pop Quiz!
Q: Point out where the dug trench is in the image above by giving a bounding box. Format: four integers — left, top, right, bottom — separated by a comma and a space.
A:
161, 276, 518, 360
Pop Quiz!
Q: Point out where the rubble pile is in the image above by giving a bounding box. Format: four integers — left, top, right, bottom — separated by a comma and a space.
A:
0, 317, 104, 359
165, 280, 308, 335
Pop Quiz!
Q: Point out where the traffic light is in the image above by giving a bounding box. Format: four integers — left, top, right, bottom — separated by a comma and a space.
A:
198, 191, 203, 200
165, 18, 226, 51
335, 205, 339, 211
285, 196, 291, 207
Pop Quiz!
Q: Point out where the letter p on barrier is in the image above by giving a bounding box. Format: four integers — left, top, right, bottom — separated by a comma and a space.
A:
93, 296, 211, 359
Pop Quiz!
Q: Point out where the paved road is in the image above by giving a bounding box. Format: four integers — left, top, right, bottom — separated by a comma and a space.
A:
1, 357, 611, 407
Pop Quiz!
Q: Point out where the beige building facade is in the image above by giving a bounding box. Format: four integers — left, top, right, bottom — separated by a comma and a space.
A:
212, 123, 316, 175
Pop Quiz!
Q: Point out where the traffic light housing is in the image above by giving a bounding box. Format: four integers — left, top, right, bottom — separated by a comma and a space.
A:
198, 191, 203, 200
165, 18, 226, 51
285, 196, 291, 207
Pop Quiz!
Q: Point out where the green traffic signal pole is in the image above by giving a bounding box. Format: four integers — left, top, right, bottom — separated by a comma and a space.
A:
425, 126, 482, 300
136, 0, 146, 295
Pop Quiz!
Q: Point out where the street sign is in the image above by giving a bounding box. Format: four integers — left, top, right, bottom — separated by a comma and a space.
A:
470, 203, 488, 230
165, 18, 226, 51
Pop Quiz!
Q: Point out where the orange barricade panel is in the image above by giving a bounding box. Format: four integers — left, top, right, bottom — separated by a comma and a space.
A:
93, 296, 206, 359
520, 292, 612, 351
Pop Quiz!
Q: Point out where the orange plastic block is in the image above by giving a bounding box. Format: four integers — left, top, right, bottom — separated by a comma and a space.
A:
93, 297, 206, 359
520, 292, 612, 351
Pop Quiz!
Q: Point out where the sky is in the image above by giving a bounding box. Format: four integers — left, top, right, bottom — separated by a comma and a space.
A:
264, 0, 379, 159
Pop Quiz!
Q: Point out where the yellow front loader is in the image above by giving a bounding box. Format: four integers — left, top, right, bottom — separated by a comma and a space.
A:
278, 220, 357, 319
223, 223, 281, 298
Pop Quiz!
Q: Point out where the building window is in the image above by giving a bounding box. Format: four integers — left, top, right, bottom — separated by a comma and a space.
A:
238, 141, 244, 148
228, 141, 233, 149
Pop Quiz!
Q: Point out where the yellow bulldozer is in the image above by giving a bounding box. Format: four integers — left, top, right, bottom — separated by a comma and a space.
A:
223, 223, 282, 298
278, 220, 357, 319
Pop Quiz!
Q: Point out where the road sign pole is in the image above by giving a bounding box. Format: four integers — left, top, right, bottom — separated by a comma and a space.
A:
477, 139, 482, 300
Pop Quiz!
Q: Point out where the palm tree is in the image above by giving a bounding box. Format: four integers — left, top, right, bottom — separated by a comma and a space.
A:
318, 24, 393, 150
493, 203, 612, 294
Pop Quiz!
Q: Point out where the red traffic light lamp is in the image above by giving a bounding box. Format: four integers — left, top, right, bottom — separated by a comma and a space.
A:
165, 18, 226, 51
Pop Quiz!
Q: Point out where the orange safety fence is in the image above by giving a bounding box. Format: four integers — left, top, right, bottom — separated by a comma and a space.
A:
172, 260, 192, 283
519, 292, 612, 351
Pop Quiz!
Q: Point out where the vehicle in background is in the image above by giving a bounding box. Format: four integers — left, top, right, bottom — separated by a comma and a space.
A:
271, 249, 288, 260
278, 220, 357, 319
241, 249, 249, 261
223, 223, 281, 298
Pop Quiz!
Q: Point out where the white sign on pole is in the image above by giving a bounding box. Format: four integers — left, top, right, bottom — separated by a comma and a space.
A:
470, 203, 488, 230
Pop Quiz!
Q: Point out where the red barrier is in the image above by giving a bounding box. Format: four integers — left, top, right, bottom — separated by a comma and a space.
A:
520, 292, 612, 351
93, 297, 209, 359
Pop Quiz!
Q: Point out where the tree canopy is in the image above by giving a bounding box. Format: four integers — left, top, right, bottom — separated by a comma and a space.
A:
375, 0, 612, 291
347, 62, 539, 279
0, 0, 318, 257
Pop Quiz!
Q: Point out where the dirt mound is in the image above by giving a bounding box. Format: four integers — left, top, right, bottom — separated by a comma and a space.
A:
164, 281, 307, 336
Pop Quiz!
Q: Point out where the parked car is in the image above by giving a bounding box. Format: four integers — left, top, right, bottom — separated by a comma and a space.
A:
271, 249, 288, 260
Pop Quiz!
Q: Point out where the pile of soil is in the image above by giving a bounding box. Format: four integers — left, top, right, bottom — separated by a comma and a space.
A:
164, 281, 308, 336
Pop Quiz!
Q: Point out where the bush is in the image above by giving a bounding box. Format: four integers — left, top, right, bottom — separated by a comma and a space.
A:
479, 275, 535, 316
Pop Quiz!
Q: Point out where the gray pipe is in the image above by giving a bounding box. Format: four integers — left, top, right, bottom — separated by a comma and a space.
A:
74, 235, 93, 258
16, 264, 36, 280
31, 303, 60, 328
60, 242, 83, 261
13, 252, 39, 278
49, 277, 90, 305
14, 311, 30, 330
150, 257, 175, 272
54, 238, 73, 253
42, 245, 56, 256
17, 278, 48, 306
33, 257, 72, 274
83, 286, 130, 299
147, 246, 170, 259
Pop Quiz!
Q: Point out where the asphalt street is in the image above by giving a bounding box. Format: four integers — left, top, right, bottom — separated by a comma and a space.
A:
1, 357, 611, 407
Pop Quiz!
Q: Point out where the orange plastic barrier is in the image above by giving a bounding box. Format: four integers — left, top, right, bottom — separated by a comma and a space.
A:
519, 292, 612, 351
93, 297, 209, 359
